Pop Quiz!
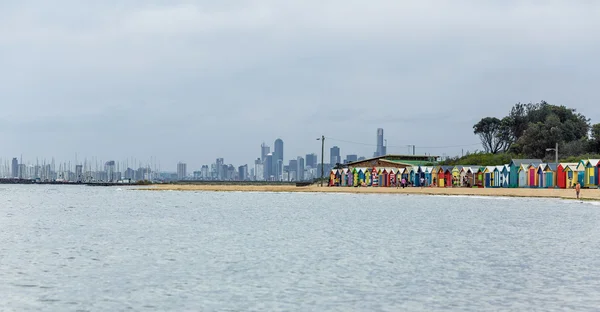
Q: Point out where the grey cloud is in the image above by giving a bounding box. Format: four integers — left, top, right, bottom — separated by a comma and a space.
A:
1, 1, 600, 169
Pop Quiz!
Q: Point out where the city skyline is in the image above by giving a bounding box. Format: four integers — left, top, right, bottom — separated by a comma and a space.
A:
1, 127, 448, 181
2, 2, 599, 171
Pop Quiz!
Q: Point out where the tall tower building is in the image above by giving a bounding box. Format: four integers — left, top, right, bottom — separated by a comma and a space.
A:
330, 146, 341, 166
261, 143, 270, 162
297, 156, 305, 181
265, 153, 274, 181
216, 158, 224, 180
177, 162, 187, 180
375, 128, 386, 157
273, 138, 284, 180
306, 153, 317, 168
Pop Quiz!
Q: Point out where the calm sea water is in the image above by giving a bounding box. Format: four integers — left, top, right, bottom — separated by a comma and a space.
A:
2, 185, 600, 311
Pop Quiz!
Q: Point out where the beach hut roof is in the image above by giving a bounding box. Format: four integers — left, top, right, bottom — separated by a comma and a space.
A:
510, 159, 543, 166
559, 162, 578, 168
587, 159, 600, 166
545, 163, 558, 171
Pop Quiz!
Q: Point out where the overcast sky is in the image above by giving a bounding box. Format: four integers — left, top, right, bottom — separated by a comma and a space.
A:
1, 1, 599, 170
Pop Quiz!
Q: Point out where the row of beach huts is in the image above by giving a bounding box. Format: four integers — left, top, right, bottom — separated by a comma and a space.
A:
329, 159, 600, 189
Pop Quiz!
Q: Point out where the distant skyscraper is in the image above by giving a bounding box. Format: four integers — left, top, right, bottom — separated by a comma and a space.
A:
273, 139, 284, 180
306, 153, 317, 168
216, 158, 224, 180
330, 146, 341, 166
238, 165, 248, 181
177, 162, 187, 180
288, 159, 298, 181
261, 143, 270, 162
11, 158, 18, 178
297, 157, 305, 181
254, 158, 264, 181
375, 128, 386, 157
345, 154, 358, 164
265, 153, 273, 180
105, 161, 116, 182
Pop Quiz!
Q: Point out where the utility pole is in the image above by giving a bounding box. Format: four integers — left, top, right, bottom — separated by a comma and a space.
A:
317, 135, 325, 186
546, 142, 559, 165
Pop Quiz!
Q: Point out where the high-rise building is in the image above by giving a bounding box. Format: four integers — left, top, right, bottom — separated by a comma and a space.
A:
345, 154, 358, 164
254, 158, 264, 181
265, 153, 273, 181
306, 153, 317, 168
177, 162, 187, 180
375, 128, 386, 157
288, 159, 298, 181
273, 138, 284, 181
201, 165, 210, 179
238, 165, 248, 181
11, 158, 18, 178
216, 158, 224, 180
261, 143, 270, 162
105, 161, 116, 182
297, 157, 305, 181
330, 146, 341, 166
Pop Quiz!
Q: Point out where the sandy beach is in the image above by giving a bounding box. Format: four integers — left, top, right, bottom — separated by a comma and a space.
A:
139, 184, 600, 201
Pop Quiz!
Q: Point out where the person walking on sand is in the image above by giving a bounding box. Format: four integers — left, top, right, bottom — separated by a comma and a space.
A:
576, 182, 581, 199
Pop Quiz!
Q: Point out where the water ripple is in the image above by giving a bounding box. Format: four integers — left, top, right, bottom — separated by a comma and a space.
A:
1, 185, 600, 311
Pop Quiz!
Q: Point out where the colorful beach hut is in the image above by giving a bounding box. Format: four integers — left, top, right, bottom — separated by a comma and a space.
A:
575, 161, 586, 186
357, 168, 366, 186
475, 167, 485, 187
563, 164, 578, 188
329, 169, 337, 186
483, 166, 495, 188
557, 163, 576, 189
543, 163, 557, 188
500, 165, 510, 188
584, 159, 599, 188
536, 164, 546, 189
508, 159, 542, 188
518, 164, 528, 188
365, 168, 372, 186
528, 164, 539, 188
371, 167, 379, 186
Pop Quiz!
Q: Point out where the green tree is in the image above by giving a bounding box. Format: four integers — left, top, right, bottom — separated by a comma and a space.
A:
591, 123, 600, 153
473, 117, 508, 154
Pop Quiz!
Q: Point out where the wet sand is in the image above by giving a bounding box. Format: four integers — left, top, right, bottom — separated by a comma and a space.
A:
140, 184, 600, 201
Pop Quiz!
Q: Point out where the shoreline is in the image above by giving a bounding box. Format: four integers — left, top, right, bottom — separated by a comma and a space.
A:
138, 184, 600, 201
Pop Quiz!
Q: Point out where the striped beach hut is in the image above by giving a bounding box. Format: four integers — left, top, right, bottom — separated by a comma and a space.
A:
536, 164, 546, 188
371, 167, 379, 186
493, 166, 504, 188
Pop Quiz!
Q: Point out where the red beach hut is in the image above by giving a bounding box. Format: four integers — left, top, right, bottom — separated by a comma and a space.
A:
443, 167, 453, 187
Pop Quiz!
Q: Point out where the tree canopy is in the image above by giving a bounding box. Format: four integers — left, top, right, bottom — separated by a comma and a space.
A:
473, 101, 596, 159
